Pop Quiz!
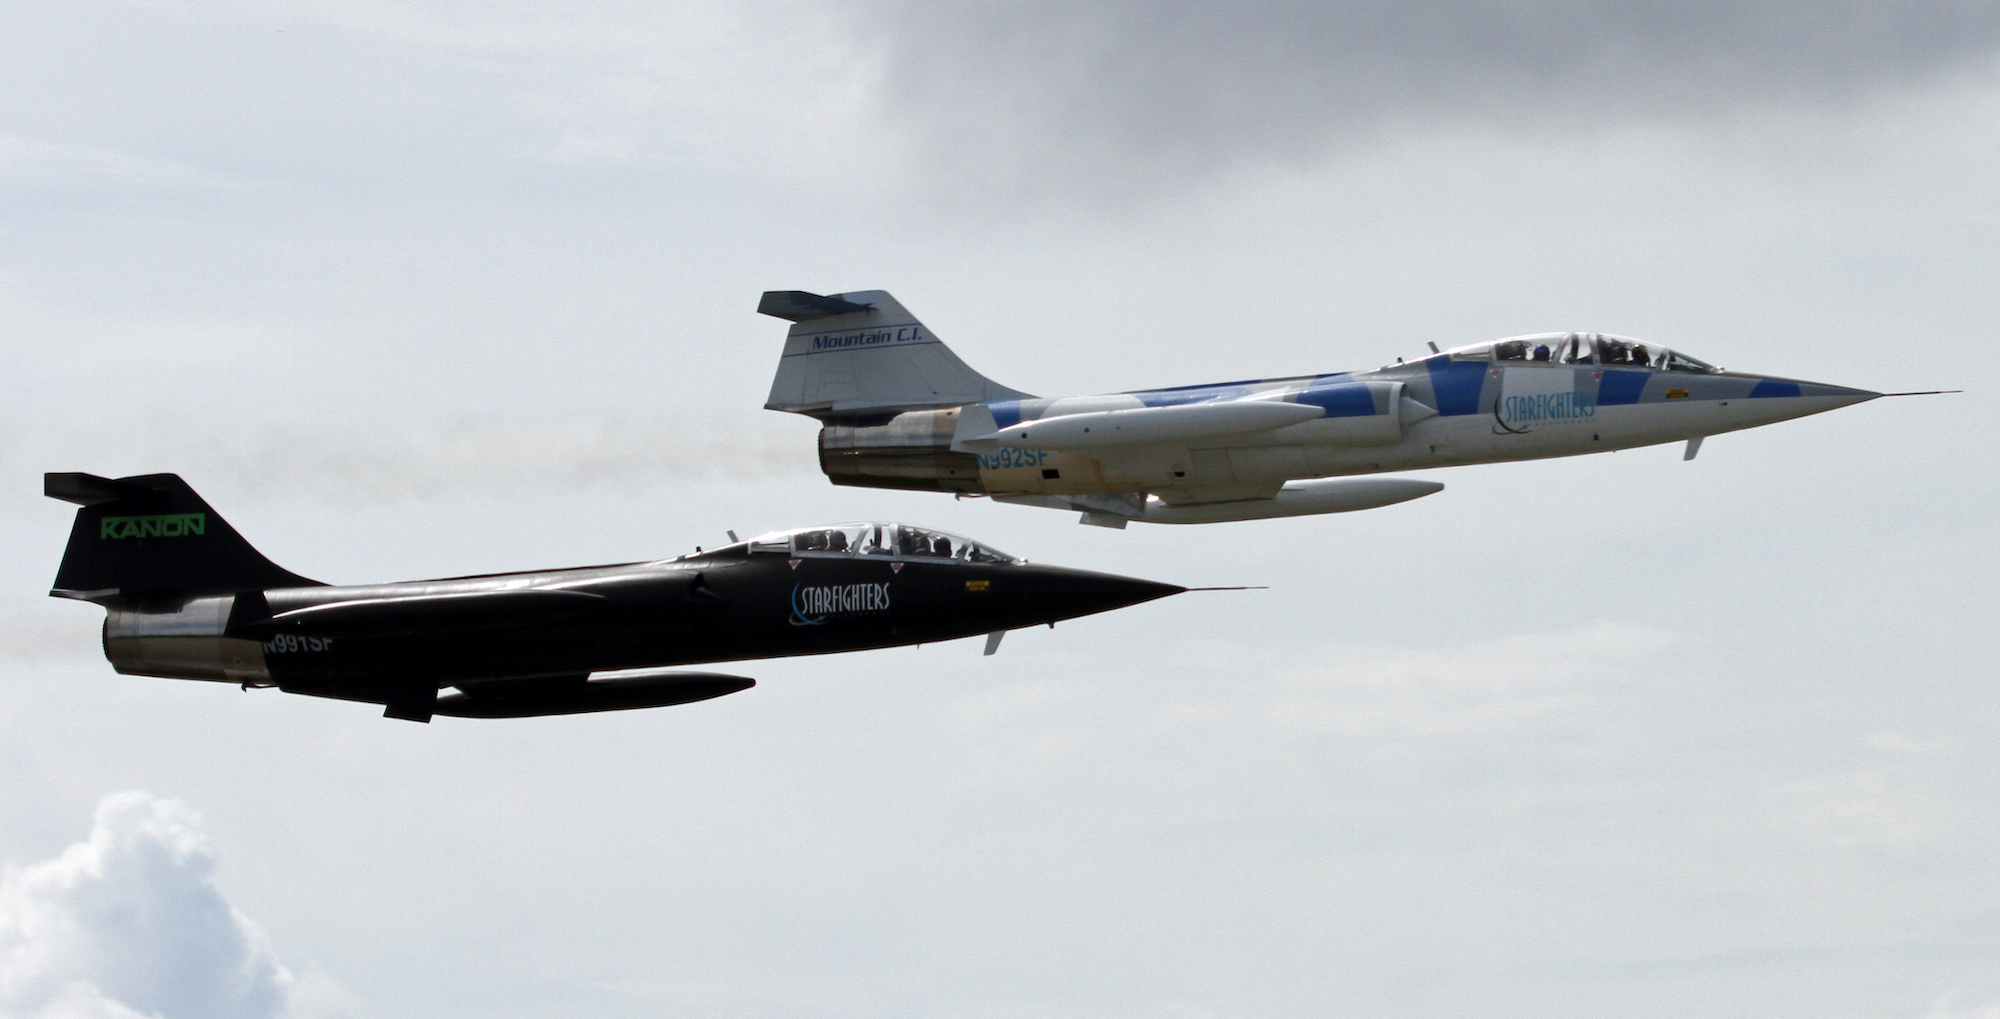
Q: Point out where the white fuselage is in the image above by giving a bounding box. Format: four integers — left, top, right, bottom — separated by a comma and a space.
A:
950, 357, 1875, 507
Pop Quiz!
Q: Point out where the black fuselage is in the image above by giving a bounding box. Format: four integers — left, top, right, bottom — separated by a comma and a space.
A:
50, 473, 1181, 722
247, 545, 1178, 693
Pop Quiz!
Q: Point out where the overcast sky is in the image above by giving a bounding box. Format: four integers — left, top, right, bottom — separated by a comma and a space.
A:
2, 2, 1996, 1017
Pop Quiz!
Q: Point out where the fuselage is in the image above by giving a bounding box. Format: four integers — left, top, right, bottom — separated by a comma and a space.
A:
817, 333, 1879, 506
100, 522, 1182, 698
51, 468, 1189, 721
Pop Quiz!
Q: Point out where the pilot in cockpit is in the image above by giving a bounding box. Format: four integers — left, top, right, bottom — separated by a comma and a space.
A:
1450, 334, 1718, 373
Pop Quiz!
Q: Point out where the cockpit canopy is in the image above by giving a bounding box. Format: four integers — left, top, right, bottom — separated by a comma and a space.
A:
1436, 333, 1717, 373
738, 522, 1018, 563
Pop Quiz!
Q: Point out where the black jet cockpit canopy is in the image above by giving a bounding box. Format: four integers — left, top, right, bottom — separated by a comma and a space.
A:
716, 522, 1020, 563
1426, 332, 1719, 372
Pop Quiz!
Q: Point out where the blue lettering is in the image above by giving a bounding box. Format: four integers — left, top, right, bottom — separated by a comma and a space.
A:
975, 448, 1050, 470
1503, 392, 1596, 422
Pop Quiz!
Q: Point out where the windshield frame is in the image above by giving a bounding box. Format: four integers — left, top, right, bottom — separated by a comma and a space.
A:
740, 522, 1022, 564
1442, 332, 1717, 373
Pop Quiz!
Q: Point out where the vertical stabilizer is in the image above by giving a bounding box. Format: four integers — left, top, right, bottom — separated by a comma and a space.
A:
761, 290, 1032, 418
47, 473, 323, 600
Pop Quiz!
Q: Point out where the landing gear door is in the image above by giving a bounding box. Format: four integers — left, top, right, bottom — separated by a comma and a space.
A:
1496, 365, 1595, 434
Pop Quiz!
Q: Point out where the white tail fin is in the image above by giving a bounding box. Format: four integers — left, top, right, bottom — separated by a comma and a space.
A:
760, 290, 1032, 418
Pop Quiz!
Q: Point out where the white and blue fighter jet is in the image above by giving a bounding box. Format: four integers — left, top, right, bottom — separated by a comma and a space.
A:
759, 290, 1905, 527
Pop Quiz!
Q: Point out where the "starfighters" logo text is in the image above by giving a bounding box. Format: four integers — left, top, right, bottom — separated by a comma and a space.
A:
790, 582, 891, 626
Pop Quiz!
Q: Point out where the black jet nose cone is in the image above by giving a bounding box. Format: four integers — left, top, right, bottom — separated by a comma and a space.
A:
1018, 566, 1185, 622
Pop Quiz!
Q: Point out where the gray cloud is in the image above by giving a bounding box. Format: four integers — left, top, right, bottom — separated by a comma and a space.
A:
0, 792, 347, 1019
844, 0, 2000, 191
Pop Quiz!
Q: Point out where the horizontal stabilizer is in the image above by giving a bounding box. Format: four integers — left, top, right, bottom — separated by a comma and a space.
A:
46, 472, 148, 506
257, 589, 606, 637
972, 400, 1323, 450
758, 290, 876, 322
435, 671, 755, 717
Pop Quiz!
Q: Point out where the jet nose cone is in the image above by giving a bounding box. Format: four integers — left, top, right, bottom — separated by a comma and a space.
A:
1020, 567, 1185, 621
1803, 381, 1882, 406
1096, 575, 1187, 608
1724, 374, 1882, 427
1746, 375, 1880, 403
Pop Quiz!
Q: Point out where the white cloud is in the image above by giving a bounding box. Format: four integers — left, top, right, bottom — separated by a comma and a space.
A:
1868, 731, 1963, 755
0, 134, 259, 192
0, 612, 101, 665
1255, 621, 1674, 739
0, 793, 351, 1019
18, 982, 157, 1019
1767, 770, 1972, 854
15, 414, 809, 507
1927, 992, 2000, 1019
942, 622, 1676, 797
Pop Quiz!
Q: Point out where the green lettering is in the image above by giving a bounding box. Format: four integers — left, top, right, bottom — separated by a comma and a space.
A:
97, 513, 207, 540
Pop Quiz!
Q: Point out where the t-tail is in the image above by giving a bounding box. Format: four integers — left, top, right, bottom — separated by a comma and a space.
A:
760, 290, 1032, 419
47, 472, 321, 602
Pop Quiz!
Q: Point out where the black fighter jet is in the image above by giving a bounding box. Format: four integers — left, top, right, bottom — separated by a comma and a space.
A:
46, 472, 1183, 722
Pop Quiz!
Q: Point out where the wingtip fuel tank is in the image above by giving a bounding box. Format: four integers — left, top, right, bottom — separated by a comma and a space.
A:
996, 477, 1446, 528
430, 672, 756, 718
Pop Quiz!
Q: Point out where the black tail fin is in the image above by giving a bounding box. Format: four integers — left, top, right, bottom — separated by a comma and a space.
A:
46, 473, 323, 601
